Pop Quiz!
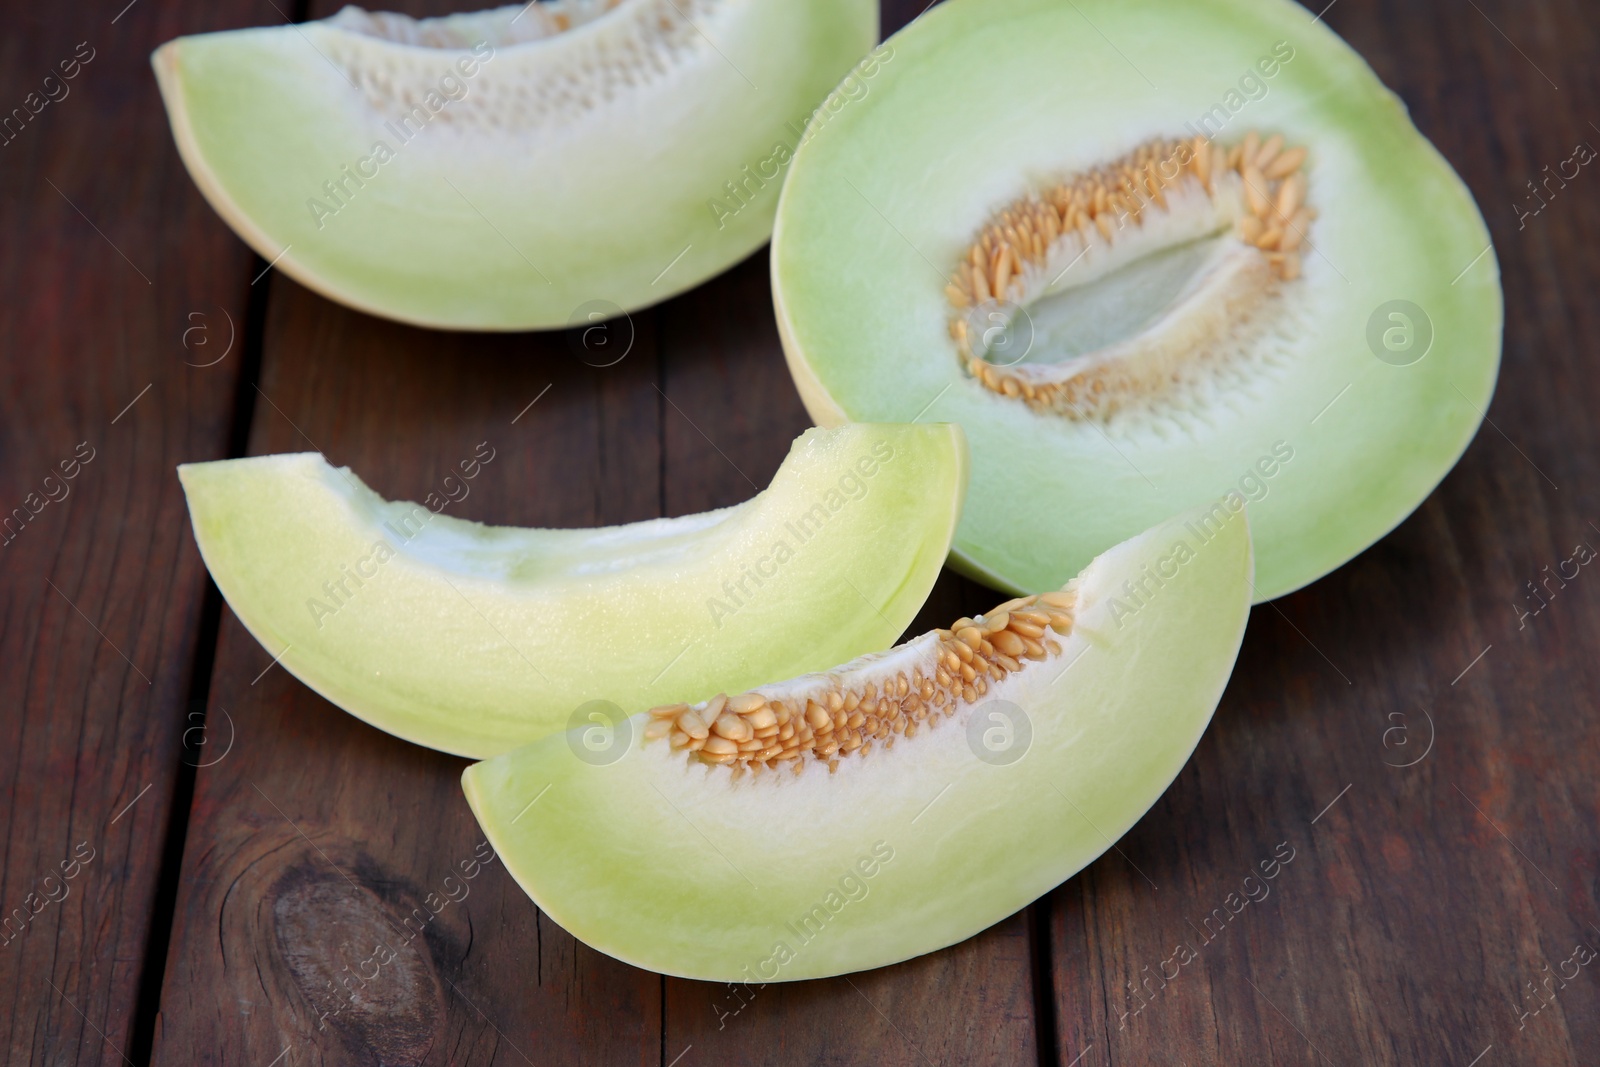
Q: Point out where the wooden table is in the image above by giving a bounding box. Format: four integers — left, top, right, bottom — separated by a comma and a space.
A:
3, 0, 1595, 1063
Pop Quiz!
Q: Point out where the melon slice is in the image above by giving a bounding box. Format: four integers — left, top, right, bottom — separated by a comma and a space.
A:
178, 423, 965, 758
463, 503, 1251, 981
152, 0, 877, 329
772, 0, 1502, 602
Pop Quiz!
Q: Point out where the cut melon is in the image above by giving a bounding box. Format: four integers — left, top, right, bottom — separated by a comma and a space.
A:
178, 423, 965, 758
153, 0, 878, 329
772, 0, 1502, 602
463, 503, 1251, 980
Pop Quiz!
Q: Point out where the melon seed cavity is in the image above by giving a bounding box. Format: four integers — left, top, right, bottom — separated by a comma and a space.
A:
947, 131, 1313, 418
645, 590, 1077, 777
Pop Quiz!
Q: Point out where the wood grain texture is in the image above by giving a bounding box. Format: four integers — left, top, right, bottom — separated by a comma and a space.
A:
1044, 2, 1600, 1065
9, 0, 1599, 1063
147, 281, 665, 1065
0, 0, 260, 1063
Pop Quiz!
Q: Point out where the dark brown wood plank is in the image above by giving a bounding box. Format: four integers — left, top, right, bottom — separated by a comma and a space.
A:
0, 0, 262, 1062
144, 1, 667, 1061
1045, 2, 1600, 1065
147, 283, 665, 1064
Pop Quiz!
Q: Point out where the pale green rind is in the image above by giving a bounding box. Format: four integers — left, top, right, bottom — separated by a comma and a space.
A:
773, 0, 1501, 602
179, 423, 965, 758
153, 0, 877, 329
463, 504, 1251, 981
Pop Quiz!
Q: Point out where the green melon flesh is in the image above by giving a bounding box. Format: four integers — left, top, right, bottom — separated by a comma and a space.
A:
462, 503, 1251, 981
153, 0, 876, 329
178, 423, 965, 758
772, 0, 1501, 602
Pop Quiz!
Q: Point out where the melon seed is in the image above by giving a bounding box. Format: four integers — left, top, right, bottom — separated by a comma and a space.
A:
648, 587, 1079, 775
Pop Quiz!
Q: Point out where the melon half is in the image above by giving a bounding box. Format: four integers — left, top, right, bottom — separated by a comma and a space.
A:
464, 503, 1251, 980
179, 423, 966, 758
772, 0, 1502, 601
153, 0, 877, 329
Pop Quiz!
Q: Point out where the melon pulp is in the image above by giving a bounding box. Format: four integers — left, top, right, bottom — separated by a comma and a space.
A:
772, 0, 1502, 602
463, 503, 1252, 981
152, 0, 877, 330
178, 423, 966, 759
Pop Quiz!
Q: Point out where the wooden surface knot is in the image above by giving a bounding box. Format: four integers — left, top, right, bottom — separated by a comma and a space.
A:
271, 864, 445, 1065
